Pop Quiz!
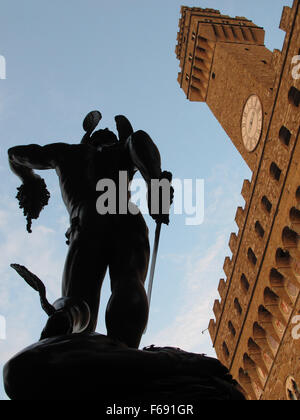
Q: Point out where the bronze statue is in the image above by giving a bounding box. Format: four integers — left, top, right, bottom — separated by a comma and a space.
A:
4, 111, 246, 402
8, 112, 173, 349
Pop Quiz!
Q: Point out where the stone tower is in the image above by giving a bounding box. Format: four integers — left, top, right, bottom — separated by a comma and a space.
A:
176, 7, 274, 171
176, 2, 300, 400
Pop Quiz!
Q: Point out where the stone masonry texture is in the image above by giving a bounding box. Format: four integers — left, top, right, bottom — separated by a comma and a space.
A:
176, 1, 300, 400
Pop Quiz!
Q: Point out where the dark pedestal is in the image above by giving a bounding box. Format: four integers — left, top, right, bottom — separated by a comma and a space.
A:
3, 333, 245, 401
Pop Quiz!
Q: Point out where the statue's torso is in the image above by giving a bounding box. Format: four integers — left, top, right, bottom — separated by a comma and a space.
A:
54, 143, 136, 222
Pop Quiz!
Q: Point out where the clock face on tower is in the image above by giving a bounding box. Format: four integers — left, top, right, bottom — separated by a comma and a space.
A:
241, 95, 263, 152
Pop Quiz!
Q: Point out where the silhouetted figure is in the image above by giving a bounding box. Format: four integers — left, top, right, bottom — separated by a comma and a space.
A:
8, 113, 172, 348
5, 113, 246, 403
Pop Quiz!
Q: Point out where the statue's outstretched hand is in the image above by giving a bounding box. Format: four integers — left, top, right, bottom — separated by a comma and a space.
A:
148, 171, 174, 225
17, 175, 50, 233
40, 310, 73, 341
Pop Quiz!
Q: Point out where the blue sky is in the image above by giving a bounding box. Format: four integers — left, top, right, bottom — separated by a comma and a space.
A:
0, 0, 291, 400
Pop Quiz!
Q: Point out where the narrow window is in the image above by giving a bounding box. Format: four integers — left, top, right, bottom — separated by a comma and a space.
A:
279, 126, 291, 146
262, 196, 272, 213
222, 342, 230, 359
234, 298, 243, 316
255, 221, 265, 238
270, 162, 282, 181
248, 248, 257, 266
288, 86, 300, 107
241, 274, 250, 294
228, 321, 236, 337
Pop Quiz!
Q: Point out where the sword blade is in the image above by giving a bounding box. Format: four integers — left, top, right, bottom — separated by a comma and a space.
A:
143, 222, 162, 335
147, 222, 162, 305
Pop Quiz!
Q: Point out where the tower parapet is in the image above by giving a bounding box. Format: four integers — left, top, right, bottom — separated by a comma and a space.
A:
176, 7, 266, 103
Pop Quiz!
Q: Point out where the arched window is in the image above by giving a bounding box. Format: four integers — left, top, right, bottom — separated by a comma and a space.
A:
288, 86, 300, 107
286, 376, 300, 400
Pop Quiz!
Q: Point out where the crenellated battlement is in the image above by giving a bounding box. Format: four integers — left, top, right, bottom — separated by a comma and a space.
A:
280, 6, 293, 32
175, 6, 266, 105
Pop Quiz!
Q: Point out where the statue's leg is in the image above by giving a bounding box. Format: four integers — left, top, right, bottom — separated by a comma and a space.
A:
62, 234, 108, 333
106, 214, 150, 348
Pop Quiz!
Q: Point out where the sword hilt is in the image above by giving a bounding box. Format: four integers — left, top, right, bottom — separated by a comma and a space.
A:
157, 170, 173, 226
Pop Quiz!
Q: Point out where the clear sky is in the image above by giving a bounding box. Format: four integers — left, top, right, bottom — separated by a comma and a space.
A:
0, 0, 291, 400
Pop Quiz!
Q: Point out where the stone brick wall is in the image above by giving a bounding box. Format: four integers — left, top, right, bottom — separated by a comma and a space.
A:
207, 43, 275, 171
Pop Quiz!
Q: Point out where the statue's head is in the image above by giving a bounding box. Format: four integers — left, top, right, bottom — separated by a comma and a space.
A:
81, 111, 134, 147
90, 128, 118, 149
